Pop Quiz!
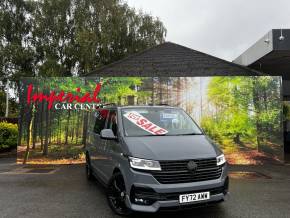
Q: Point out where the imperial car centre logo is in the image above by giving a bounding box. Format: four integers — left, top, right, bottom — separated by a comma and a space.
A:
26, 83, 102, 110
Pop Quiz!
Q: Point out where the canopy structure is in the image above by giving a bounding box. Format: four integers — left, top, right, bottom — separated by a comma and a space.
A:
234, 29, 290, 79
234, 29, 290, 100
87, 42, 261, 77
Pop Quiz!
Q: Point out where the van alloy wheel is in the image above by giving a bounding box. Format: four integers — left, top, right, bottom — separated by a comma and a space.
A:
107, 173, 132, 216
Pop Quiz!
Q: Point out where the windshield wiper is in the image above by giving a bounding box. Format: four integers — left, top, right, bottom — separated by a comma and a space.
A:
169, 133, 203, 136
183, 133, 203, 135
133, 133, 203, 137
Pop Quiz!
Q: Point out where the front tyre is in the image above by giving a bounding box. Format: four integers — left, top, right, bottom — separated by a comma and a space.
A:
107, 172, 132, 216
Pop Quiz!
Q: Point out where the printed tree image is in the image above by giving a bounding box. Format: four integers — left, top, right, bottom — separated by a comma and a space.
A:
200, 76, 283, 164
201, 77, 257, 146
18, 77, 101, 164
17, 77, 149, 164
17, 76, 283, 165
139, 76, 283, 164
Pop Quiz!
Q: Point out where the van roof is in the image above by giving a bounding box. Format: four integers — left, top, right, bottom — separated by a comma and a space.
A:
101, 105, 178, 110
120, 105, 177, 109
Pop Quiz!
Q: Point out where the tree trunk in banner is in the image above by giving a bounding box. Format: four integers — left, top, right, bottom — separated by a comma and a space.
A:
65, 109, 71, 145
40, 101, 44, 150
253, 78, 262, 150
177, 78, 181, 107
159, 78, 163, 104
71, 111, 75, 143
82, 111, 88, 148
48, 109, 52, 144
32, 103, 38, 149
82, 79, 89, 147
43, 102, 49, 156
76, 111, 80, 145
151, 77, 155, 105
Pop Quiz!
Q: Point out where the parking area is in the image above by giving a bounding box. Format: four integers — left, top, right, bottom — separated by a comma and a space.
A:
0, 158, 290, 218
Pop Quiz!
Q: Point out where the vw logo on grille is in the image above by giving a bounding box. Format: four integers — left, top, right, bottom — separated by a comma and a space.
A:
187, 161, 198, 172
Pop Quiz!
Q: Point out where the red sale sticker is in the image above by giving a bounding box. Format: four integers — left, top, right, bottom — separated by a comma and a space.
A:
123, 111, 168, 135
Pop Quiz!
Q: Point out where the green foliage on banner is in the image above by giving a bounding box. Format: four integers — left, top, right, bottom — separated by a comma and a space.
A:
283, 102, 290, 120
100, 77, 144, 103
201, 76, 281, 149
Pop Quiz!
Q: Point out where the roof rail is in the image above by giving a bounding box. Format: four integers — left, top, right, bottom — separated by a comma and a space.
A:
99, 103, 117, 108
143, 103, 171, 106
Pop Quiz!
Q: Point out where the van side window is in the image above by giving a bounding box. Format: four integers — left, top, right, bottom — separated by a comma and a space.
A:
93, 109, 109, 134
107, 110, 118, 136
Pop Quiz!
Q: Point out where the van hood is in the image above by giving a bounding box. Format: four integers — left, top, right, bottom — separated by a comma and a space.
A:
123, 135, 221, 161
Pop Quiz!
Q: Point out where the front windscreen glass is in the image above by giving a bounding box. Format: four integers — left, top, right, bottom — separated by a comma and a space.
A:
121, 107, 203, 136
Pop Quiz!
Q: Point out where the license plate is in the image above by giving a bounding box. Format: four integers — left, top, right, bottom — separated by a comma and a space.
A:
179, 191, 210, 204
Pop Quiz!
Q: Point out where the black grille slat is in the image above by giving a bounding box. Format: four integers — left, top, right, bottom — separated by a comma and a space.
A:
151, 158, 222, 184
161, 165, 217, 171
154, 168, 221, 175
153, 173, 221, 180
197, 167, 220, 172
153, 171, 193, 175
154, 168, 222, 175
154, 172, 221, 179
155, 175, 221, 184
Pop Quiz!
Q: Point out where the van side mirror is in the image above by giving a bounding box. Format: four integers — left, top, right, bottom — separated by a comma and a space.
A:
100, 129, 117, 140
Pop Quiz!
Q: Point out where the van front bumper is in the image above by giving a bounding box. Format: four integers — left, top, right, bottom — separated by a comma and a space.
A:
124, 164, 229, 213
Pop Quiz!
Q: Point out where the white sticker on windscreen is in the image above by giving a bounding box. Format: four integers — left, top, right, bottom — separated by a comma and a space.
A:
161, 113, 177, 119
123, 111, 168, 135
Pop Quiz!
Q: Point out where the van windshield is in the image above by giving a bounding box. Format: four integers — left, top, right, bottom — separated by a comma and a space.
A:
121, 108, 203, 136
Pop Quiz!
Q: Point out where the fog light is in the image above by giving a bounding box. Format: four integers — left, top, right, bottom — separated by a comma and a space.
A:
130, 186, 157, 206
134, 198, 150, 205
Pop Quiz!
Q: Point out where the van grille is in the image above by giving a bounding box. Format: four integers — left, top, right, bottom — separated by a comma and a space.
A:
151, 158, 222, 184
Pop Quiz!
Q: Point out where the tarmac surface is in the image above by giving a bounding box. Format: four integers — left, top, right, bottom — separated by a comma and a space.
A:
0, 157, 290, 218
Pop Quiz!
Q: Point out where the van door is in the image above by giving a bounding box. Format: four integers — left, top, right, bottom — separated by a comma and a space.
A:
89, 109, 109, 181
102, 109, 121, 179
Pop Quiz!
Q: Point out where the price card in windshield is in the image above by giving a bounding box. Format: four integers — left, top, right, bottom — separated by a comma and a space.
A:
123, 111, 168, 135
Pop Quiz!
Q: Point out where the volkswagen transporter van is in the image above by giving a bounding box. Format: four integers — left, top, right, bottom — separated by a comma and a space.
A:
85, 105, 229, 215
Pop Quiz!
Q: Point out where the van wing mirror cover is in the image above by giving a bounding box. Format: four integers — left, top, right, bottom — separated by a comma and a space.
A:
100, 129, 116, 140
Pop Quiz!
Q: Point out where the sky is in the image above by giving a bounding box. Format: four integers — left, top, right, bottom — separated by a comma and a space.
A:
126, 0, 290, 61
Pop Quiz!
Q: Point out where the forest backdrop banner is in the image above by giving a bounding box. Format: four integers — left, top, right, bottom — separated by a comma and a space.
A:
17, 76, 283, 165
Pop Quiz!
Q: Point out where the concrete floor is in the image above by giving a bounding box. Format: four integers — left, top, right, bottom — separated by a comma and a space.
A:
0, 158, 290, 218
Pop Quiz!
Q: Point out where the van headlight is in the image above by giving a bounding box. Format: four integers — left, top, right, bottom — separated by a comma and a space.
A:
216, 154, 226, 166
129, 157, 161, 171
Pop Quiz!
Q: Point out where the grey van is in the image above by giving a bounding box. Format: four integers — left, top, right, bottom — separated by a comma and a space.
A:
85, 105, 229, 215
